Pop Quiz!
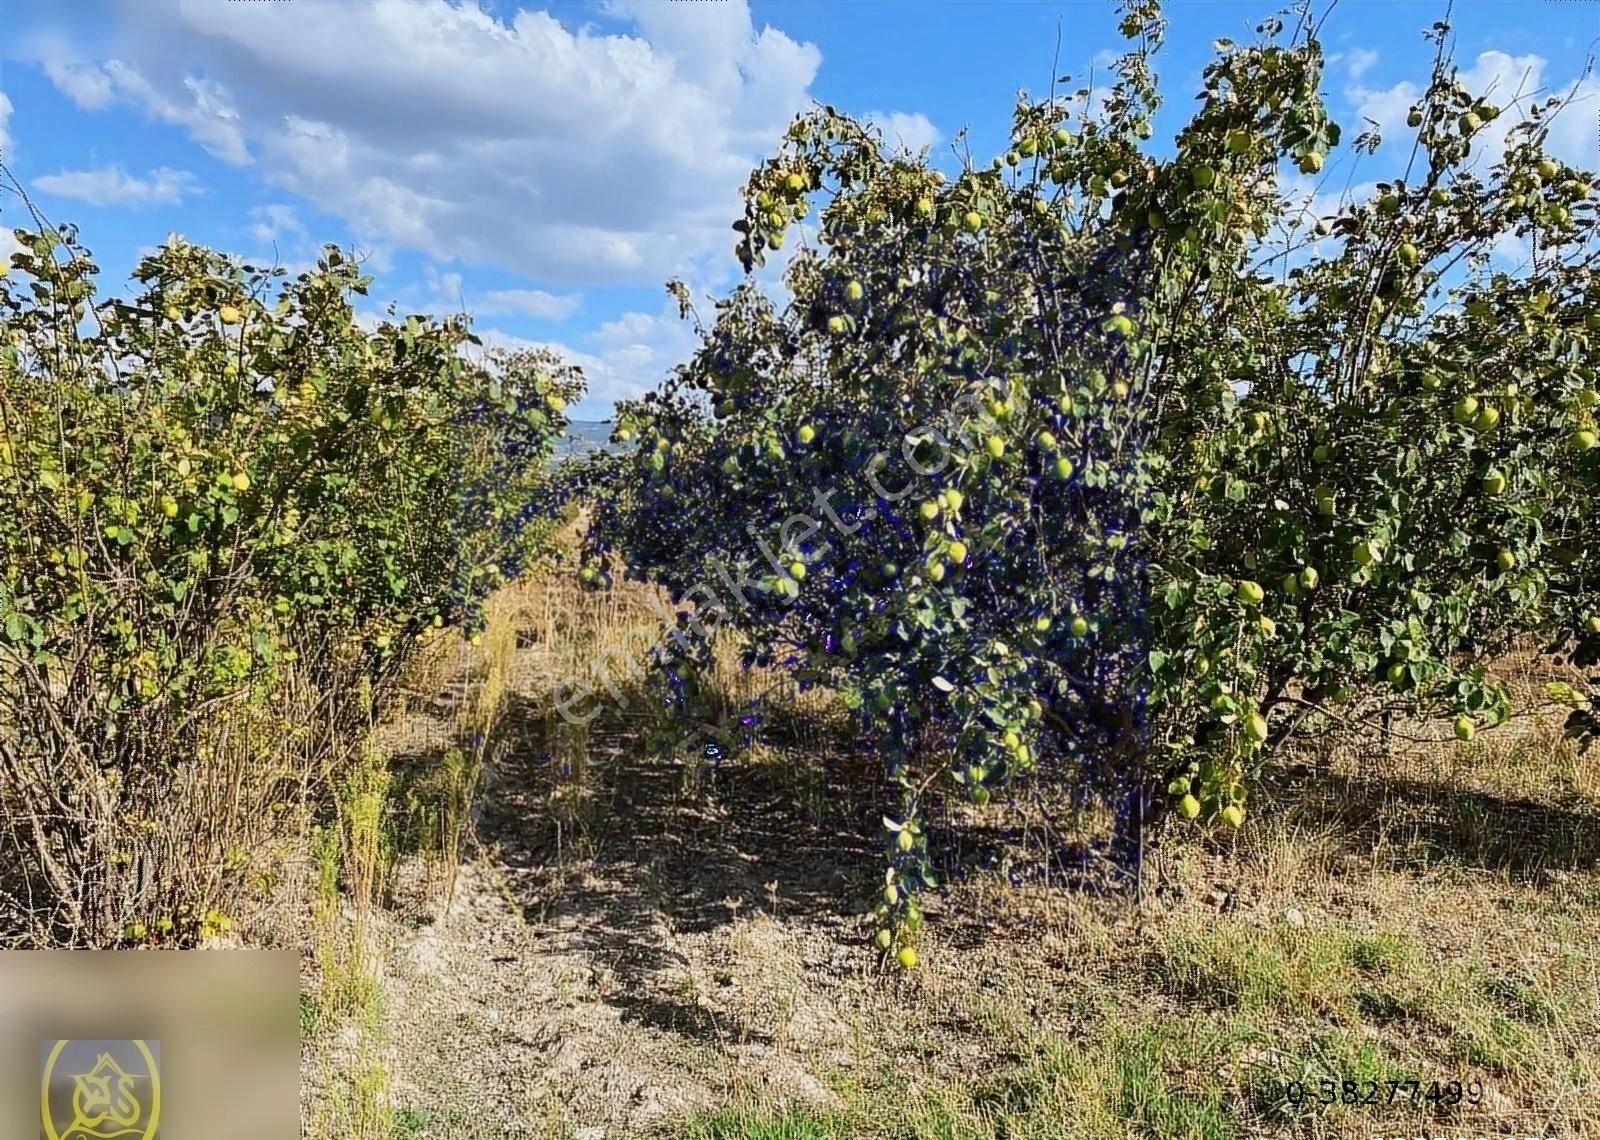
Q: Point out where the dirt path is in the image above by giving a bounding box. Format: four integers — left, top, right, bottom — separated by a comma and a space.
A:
370, 638, 891, 1139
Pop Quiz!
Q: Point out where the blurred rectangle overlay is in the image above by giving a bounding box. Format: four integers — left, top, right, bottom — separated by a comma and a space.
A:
0, 951, 299, 1140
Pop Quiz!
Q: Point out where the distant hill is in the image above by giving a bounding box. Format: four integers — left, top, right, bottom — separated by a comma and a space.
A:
552, 420, 625, 462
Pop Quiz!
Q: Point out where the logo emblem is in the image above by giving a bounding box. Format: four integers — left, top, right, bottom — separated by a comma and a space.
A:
40, 1041, 161, 1140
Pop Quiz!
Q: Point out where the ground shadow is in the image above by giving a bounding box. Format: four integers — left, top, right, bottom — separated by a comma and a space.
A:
1258, 756, 1600, 876
472, 686, 885, 1043
463, 674, 1600, 1043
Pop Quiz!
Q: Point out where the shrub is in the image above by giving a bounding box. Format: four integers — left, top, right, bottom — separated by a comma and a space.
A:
0, 210, 579, 945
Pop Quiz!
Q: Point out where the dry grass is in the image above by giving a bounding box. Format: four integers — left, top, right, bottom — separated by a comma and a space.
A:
303, 587, 536, 1140
295, 567, 1600, 1140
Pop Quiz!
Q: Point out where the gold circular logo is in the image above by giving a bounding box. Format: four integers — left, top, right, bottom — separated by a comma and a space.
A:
40, 1040, 161, 1140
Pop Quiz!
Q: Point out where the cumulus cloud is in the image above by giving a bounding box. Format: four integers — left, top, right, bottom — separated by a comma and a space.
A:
477, 289, 583, 321
23, 0, 821, 288
1339, 48, 1379, 82
45, 59, 249, 165
239, 205, 318, 276
569, 304, 701, 411
1349, 79, 1422, 144
248, 203, 306, 247
1491, 229, 1533, 268
1280, 172, 1381, 230
1532, 81, 1600, 168
41, 60, 114, 109
1349, 50, 1600, 171
132, 232, 192, 262
863, 110, 941, 155
1267, 172, 1381, 272
351, 308, 389, 335
1341, 48, 1598, 272
463, 301, 700, 415
418, 264, 581, 322
1066, 83, 1114, 127
31, 164, 198, 208
467, 326, 543, 355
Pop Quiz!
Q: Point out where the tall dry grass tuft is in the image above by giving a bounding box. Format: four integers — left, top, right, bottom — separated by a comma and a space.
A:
303, 576, 561, 1140
466, 567, 845, 871
431, 588, 522, 902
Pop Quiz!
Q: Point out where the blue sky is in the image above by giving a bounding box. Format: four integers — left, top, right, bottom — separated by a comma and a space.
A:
1, 0, 1595, 419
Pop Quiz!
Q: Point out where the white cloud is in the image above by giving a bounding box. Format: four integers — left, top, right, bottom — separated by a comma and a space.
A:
248, 203, 306, 247
1340, 48, 1598, 273
574, 303, 701, 410
1348, 79, 1421, 144
1281, 172, 1381, 227
0, 227, 22, 266
42, 59, 249, 165
241, 205, 316, 275
26, 0, 821, 288
41, 60, 114, 109
464, 300, 700, 415
132, 232, 193, 262
1349, 50, 1600, 172
1491, 229, 1532, 267
1066, 83, 1114, 127
1343, 48, 1379, 81
1536, 78, 1600, 170
468, 326, 543, 355
863, 110, 941, 155
0, 90, 11, 156
349, 243, 395, 276
423, 267, 467, 311
477, 289, 583, 321
1270, 172, 1380, 271
31, 165, 198, 208
113, 66, 249, 165
1452, 51, 1550, 170
417, 265, 579, 321
352, 308, 389, 335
